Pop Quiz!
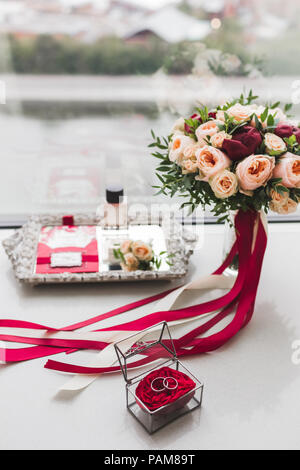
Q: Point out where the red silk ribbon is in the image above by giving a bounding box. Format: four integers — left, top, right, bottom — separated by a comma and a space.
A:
0, 210, 268, 377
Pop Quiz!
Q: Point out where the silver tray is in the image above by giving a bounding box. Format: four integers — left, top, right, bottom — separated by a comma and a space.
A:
2, 213, 197, 285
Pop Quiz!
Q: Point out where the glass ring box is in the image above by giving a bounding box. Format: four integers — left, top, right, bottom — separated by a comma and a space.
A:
114, 322, 204, 434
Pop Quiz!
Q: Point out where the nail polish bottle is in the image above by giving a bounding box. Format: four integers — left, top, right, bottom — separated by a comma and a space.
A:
104, 185, 128, 229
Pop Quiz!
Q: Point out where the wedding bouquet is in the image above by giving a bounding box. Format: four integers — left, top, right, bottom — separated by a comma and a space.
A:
150, 90, 300, 221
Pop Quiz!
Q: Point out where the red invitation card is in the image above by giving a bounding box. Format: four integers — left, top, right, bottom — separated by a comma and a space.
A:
35, 225, 99, 274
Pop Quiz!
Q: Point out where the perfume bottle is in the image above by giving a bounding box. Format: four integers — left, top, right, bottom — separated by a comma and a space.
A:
103, 185, 128, 229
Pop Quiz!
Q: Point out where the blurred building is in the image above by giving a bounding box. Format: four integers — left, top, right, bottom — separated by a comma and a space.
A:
0, 0, 211, 43
0, 0, 297, 43
124, 6, 210, 43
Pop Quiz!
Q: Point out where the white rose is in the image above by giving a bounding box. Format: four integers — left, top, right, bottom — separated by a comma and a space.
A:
227, 103, 253, 123
273, 107, 287, 124
264, 133, 286, 155
216, 110, 225, 122
172, 117, 185, 134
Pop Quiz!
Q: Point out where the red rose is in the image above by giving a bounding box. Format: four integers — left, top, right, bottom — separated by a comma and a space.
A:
275, 124, 300, 144
135, 366, 196, 414
185, 112, 217, 134
222, 125, 262, 161
208, 112, 217, 120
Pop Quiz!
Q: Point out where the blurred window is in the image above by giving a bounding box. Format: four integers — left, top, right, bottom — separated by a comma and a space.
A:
0, 0, 299, 225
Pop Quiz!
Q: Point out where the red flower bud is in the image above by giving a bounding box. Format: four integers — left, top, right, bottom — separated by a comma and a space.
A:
222, 125, 262, 161
275, 124, 300, 144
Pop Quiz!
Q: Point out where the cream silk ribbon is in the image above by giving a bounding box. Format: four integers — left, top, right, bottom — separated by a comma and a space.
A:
59, 211, 268, 391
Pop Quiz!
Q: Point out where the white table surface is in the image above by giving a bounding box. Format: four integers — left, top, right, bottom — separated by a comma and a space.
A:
0, 223, 300, 450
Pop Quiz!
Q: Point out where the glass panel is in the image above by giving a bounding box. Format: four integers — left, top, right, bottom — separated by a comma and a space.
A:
0, 1, 299, 225
114, 322, 176, 383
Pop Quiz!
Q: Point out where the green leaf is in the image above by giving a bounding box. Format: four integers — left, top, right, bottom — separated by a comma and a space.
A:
260, 107, 269, 123
270, 101, 281, 109
267, 113, 274, 127
284, 103, 293, 112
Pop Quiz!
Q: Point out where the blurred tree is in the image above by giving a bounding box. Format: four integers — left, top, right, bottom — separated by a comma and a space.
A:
6, 30, 266, 77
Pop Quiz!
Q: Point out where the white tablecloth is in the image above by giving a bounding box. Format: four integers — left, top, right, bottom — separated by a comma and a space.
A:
0, 224, 299, 450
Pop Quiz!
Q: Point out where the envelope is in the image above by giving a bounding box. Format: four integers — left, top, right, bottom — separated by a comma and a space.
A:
35, 223, 99, 274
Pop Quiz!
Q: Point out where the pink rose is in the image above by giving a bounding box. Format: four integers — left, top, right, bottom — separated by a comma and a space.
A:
236, 154, 275, 191
273, 153, 300, 188
196, 120, 222, 141
222, 126, 262, 161
196, 146, 231, 181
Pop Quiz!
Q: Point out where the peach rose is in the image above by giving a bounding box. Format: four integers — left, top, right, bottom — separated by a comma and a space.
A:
131, 241, 153, 261
250, 105, 265, 127
236, 154, 275, 191
210, 170, 238, 199
183, 142, 205, 159
227, 103, 253, 123
120, 239, 132, 254
169, 134, 195, 164
270, 198, 298, 215
195, 120, 222, 140
269, 187, 289, 207
264, 133, 286, 155
211, 131, 232, 149
273, 153, 300, 188
122, 253, 139, 272
196, 146, 231, 182
216, 110, 225, 122
182, 159, 198, 174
